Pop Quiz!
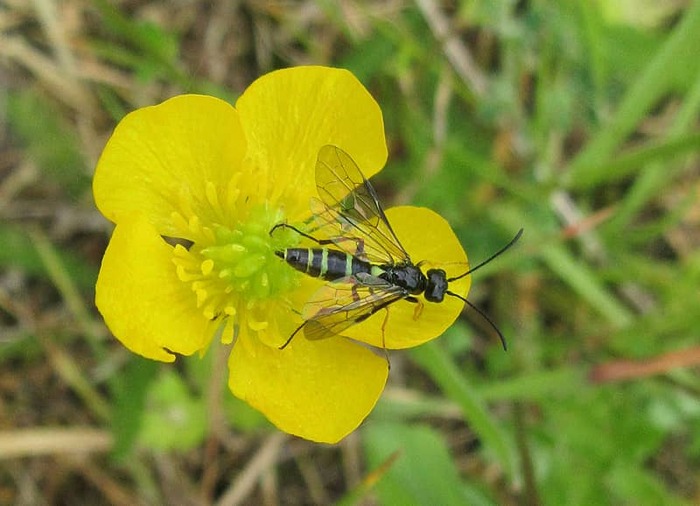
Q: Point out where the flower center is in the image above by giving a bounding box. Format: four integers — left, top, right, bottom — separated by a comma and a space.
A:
171, 202, 299, 323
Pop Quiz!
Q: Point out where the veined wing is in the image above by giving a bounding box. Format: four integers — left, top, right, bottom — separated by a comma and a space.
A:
301, 273, 407, 341
311, 145, 410, 265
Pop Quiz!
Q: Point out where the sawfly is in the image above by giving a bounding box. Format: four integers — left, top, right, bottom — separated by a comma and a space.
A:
271, 145, 522, 350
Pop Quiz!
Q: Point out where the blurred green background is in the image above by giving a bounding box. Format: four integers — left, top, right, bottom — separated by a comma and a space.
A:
2, 1, 699, 504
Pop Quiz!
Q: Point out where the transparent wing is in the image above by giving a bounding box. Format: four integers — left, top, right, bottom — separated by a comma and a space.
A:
301, 273, 407, 340
310, 145, 410, 265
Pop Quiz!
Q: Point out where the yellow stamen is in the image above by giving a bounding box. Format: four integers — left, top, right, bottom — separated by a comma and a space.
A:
201, 259, 214, 275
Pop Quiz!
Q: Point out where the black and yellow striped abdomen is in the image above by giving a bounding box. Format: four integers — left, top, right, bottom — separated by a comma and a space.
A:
276, 248, 372, 281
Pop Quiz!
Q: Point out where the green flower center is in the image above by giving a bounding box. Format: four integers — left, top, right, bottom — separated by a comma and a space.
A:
171, 204, 300, 321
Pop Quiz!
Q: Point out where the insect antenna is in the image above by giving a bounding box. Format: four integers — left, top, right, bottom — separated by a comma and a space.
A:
448, 228, 523, 282
445, 290, 508, 351
445, 228, 523, 351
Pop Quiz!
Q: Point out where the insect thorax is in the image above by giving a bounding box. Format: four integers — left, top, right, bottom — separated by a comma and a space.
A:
378, 262, 426, 295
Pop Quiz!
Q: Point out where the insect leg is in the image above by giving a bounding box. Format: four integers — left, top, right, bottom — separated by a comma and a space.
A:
351, 283, 361, 302
380, 308, 391, 370
354, 237, 366, 257
270, 223, 335, 246
403, 296, 424, 320
412, 300, 424, 320
270, 223, 366, 255
319, 235, 365, 254
279, 321, 306, 350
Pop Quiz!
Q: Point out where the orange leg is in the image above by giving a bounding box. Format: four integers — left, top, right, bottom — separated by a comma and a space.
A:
380, 308, 391, 370
412, 299, 424, 320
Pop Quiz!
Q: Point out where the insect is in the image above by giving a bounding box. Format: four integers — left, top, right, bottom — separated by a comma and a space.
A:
271, 145, 522, 350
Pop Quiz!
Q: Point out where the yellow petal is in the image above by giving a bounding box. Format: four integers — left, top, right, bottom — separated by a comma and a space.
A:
228, 332, 388, 443
267, 275, 322, 349
343, 206, 471, 349
93, 95, 246, 235
236, 66, 387, 220
95, 214, 214, 361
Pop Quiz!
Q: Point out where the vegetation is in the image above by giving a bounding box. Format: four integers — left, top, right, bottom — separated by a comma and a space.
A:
1, 0, 699, 504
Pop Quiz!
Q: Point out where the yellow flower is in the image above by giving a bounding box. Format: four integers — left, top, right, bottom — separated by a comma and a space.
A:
93, 66, 470, 443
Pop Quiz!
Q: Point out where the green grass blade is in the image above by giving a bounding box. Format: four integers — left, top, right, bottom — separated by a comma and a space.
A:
410, 341, 514, 478
565, 0, 700, 186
